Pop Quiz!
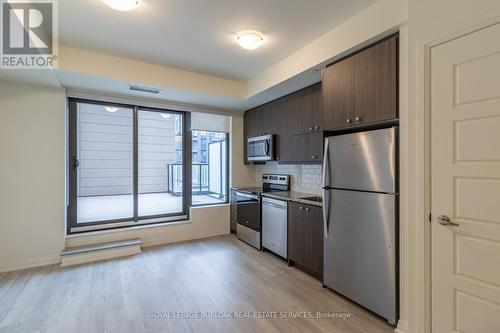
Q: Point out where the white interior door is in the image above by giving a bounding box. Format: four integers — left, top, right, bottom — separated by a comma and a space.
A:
431, 22, 500, 332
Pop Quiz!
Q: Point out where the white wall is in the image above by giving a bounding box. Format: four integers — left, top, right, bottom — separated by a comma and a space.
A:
65, 205, 230, 248
0, 80, 66, 272
229, 114, 255, 188
0, 80, 255, 273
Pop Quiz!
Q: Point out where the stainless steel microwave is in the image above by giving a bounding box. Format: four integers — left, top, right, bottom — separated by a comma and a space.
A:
247, 135, 275, 161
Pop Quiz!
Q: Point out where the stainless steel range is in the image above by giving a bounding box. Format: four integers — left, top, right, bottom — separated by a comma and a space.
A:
231, 175, 290, 249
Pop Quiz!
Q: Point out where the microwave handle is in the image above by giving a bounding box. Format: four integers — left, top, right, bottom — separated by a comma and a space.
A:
264, 140, 270, 156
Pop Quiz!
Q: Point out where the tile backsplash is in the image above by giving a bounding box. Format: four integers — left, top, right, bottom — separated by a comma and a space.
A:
253, 162, 323, 195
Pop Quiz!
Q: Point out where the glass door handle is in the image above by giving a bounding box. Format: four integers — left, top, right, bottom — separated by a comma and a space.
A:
73, 156, 80, 170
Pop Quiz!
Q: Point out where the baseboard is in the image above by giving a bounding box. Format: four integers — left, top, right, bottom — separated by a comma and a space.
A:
142, 231, 230, 248
60, 243, 141, 267
0, 255, 61, 274
0, 232, 230, 274
395, 319, 409, 333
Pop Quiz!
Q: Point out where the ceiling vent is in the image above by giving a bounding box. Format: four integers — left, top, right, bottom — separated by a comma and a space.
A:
128, 85, 162, 94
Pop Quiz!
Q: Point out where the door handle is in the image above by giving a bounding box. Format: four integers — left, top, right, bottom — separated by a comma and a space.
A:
437, 215, 459, 227
322, 139, 329, 189
73, 156, 80, 170
322, 139, 330, 238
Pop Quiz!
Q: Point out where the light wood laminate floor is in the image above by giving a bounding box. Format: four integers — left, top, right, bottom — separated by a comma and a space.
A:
0, 235, 393, 333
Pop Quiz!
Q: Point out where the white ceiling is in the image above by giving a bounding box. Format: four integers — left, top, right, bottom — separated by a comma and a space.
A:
59, 0, 377, 81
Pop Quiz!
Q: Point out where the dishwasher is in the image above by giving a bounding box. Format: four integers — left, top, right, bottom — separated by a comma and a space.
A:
262, 197, 288, 259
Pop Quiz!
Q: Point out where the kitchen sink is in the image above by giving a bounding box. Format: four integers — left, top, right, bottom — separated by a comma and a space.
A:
299, 196, 323, 203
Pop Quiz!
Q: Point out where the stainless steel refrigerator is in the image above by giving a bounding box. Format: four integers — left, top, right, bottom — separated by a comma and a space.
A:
322, 127, 398, 324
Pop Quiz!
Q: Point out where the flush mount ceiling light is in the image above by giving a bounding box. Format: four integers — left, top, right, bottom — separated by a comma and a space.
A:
235, 31, 264, 50
104, 106, 119, 113
102, 0, 140, 11
160, 113, 171, 119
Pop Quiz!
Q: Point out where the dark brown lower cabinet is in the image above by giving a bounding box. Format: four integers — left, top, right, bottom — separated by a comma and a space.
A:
288, 202, 324, 280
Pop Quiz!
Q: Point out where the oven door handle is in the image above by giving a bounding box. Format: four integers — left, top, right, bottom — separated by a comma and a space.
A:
235, 192, 259, 200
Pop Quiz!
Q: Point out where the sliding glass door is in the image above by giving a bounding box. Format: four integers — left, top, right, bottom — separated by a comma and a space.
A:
191, 130, 228, 206
137, 109, 184, 217
68, 99, 189, 233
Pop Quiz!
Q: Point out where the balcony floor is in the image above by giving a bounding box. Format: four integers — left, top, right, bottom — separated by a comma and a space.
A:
77, 192, 225, 224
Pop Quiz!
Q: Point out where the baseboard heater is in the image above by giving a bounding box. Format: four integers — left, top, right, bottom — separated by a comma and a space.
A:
60, 238, 142, 267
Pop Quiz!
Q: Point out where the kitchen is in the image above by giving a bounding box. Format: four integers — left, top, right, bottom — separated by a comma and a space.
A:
3, 1, 500, 332
232, 33, 399, 326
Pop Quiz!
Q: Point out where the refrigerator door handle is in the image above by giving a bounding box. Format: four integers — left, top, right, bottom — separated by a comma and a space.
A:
323, 189, 330, 238
322, 138, 329, 188
322, 139, 330, 237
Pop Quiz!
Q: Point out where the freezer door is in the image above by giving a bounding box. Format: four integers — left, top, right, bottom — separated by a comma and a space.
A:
323, 189, 397, 323
325, 127, 396, 193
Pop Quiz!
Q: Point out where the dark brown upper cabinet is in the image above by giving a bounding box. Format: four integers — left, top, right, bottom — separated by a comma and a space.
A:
353, 36, 398, 124
259, 104, 277, 136
293, 132, 323, 163
244, 109, 262, 139
244, 83, 323, 164
245, 104, 276, 138
322, 57, 354, 130
322, 34, 398, 130
275, 97, 295, 162
294, 83, 322, 135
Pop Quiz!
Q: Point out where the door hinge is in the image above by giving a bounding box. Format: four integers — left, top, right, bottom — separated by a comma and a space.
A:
428, 213, 432, 222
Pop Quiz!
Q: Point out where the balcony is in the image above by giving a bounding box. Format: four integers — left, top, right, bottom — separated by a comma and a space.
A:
77, 163, 226, 224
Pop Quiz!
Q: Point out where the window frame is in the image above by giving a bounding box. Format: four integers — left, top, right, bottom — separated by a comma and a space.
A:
190, 131, 230, 208
67, 98, 192, 235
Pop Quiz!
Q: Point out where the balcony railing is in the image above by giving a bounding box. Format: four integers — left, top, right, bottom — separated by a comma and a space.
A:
167, 163, 210, 196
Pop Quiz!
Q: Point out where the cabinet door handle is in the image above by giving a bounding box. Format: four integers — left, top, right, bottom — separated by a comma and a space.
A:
312, 155, 317, 159
346, 118, 352, 124
314, 126, 319, 130
305, 207, 310, 212
299, 206, 304, 210
355, 116, 362, 122
309, 127, 313, 131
